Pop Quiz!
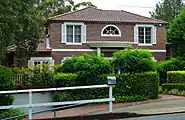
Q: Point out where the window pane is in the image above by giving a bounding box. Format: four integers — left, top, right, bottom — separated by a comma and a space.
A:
138, 27, 144, 35
145, 27, 152, 44
75, 26, 81, 43
103, 26, 120, 35
139, 36, 144, 43
67, 25, 73, 43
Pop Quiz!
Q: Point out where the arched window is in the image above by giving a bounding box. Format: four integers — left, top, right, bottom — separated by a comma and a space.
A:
101, 25, 121, 37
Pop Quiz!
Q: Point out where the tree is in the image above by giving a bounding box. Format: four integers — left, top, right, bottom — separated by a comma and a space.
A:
37, 0, 96, 19
0, 0, 44, 65
167, 7, 185, 58
150, 0, 184, 22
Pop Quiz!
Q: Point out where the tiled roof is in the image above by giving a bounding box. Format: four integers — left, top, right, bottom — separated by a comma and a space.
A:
50, 7, 167, 24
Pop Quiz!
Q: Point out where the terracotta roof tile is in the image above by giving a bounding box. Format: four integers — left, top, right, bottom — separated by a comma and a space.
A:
50, 7, 167, 24
37, 34, 52, 52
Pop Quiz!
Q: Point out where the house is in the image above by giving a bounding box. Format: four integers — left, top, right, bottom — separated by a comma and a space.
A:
28, 7, 168, 67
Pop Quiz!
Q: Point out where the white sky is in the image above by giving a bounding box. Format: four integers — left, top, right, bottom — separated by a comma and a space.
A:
75, 0, 161, 17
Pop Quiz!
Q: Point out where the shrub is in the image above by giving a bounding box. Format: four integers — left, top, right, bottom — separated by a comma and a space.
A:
157, 58, 183, 84
115, 95, 147, 103
0, 109, 25, 120
62, 53, 112, 81
54, 73, 78, 87
53, 64, 63, 73
53, 73, 108, 102
162, 83, 185, 91
100, 72, 159, 101
0, 66, 14, 106
22, 71, 54, 87
112, 49, 155, 74
167, 71, 185, 83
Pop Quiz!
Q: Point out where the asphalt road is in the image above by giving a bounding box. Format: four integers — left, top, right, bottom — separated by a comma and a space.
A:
121, 113, 185, 120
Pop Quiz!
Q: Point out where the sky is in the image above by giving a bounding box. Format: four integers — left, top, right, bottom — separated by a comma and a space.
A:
75, 0, 161, 17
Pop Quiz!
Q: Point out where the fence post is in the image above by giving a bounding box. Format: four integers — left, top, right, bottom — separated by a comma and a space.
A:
29, 91, 32, 120
109, 86, 113, 113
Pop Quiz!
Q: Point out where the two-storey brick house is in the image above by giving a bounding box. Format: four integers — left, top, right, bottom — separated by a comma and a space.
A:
28, 7, 167, 67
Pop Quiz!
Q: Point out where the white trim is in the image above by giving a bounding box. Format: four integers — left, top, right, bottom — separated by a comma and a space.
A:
64, 22, 84, 26
101, 25, 121, 37
135, 24, 156, 45
30, 57, 53, 61
52, 49, 166, 52
52, 49, 94, 52
66, 43, 82, 45
138, 44, 153, 46
150, 50, 166, 53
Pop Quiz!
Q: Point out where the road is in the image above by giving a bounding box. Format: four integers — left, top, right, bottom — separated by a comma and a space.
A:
122, 113, 185, 120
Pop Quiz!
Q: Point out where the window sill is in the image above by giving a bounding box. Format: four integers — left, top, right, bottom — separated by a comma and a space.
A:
138, 44, 153, 46
66, 43, 83, 45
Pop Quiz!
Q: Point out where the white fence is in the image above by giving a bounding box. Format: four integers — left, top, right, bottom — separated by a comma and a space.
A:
0, 84, 115, 120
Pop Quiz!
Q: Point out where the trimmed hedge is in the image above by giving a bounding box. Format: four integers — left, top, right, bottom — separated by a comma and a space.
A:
100, 72, 159, 100
162, 83, 185, 91
112, 49, 155, 73
0, 109, 25, 120
53, 72, 159, 102
167, 71, 185, 83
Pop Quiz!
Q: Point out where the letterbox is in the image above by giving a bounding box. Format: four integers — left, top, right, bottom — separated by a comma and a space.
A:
107, 76, 116, 85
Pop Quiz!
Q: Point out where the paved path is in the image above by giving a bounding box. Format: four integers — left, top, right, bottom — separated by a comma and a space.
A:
122, 113, 185, 120
32, 95, 185, 119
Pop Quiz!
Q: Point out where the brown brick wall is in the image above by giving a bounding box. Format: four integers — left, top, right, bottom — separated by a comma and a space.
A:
152, 52, 166, 61
51, 51, 93, 64
49, 22, 166, 50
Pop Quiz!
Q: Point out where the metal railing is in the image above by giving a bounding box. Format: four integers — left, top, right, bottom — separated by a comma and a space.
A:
0, 84, 115, 120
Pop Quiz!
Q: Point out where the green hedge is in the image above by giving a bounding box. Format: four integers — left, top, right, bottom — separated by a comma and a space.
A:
53, 72, 159, 103
53, 73, 108, 102
101, 72, 159, 101
0, 109, 25, 120
0, 67, 14, 106
162, 83, 185, 91
167, 71, 185, 83
112, 49, 155, 74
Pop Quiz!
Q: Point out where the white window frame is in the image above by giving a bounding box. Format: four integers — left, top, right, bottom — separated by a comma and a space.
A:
63, 22, 84, 45
101, 25, 121, 37
135, 24, 156, 46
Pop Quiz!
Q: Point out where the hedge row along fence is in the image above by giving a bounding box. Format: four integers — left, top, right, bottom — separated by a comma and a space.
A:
53, 72, 159, 103
162, 71, 185, 91
167, 71, 185, 83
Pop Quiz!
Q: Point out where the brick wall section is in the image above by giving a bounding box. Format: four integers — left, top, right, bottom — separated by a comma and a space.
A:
152, 52, 166, 61
49, 22, 166, 50
51, 51, 93, 64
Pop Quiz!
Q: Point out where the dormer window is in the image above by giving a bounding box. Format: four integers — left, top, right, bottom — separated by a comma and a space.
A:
101, 25, 121, 37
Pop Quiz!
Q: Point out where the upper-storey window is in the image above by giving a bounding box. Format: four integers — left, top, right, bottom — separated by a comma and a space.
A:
62, 22, 86, 45
101, 25, 121, 37
134, 24, 156, 46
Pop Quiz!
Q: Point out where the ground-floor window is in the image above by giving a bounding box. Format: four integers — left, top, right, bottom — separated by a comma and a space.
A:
28, 57, 54, 71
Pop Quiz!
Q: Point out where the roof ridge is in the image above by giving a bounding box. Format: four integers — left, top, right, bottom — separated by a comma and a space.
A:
50, 6, 95, 19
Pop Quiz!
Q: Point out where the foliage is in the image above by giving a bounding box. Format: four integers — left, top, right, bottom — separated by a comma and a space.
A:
0, 109, 25, 120
54, 73, 78, 87
149, 0, 184, 22
36, 0, 96, 19
157, 58, 183, 84
162, 83, 185, 91
62, 53, 112, 85
167, 71, 185, 83
12, 67, 30, 74
22, 71, 54, 87
0, 66, 14, 108
0, 0, 44, 65
115, 95, 147, 103
53, 72, 159, 103
112, 49, 155, 74
53, 64, 63, 73
167, 7, 185, 58
164, 89, 185, 96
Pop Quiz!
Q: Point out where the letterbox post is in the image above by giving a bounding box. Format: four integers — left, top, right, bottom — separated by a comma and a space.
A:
107, 76, 116, 113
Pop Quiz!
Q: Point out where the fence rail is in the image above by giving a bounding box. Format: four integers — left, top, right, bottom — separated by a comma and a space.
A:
0, 84, 115, 120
